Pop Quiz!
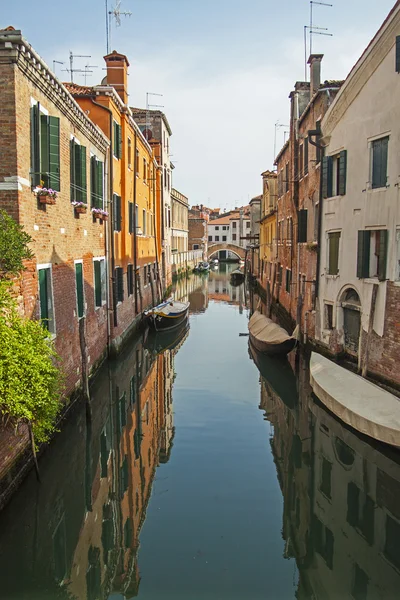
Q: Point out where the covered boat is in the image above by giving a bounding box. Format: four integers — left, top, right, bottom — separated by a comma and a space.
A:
310, 352, 400, 448
230, 268, 244, 283
248, 310, 299, 356
144, 300, 190, 331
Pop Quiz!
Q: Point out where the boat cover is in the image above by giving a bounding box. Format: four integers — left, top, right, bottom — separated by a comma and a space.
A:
152, 301, 189, 317
248, 311, 292, 345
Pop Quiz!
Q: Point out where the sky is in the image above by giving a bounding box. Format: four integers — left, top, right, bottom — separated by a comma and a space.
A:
3, 0, 396, 209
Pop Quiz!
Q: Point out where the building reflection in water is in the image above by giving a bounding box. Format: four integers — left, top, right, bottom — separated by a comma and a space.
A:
257, 348, 400, 599
0, 315, 189, 599
208, 264, 245, 312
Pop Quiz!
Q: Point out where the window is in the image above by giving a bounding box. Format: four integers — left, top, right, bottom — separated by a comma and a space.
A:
208, 235, 212, 242
143, 158, 147, 183
232, 233, 237, 241
70, 139, 87, 203
128, 138, 132, 168
371, 136, 389, 189
313, 516, 334, 570
298, 209, 308, 243
384, 514, 400, 570
396, 35, 400, 73
113, 121, 122, 159
222, 236, 227, 242
287, 217, 293, 242
319, 457, 332, 499
113, 194, 122, 232
215, 236, 219, 242
38, 265, 55, 333
135, 204, 139, 231
327, 232, 341, 275
285, 162, 289, 192
278, 264, 283, 285
135, 149, 139, 176
90, 156, 104, 208
128, 202, 134, 234
313, 203, 319, 242
357, 229, 388, 280
127, 264, 134, 297
232, 222, 237, 229
246, 222, 250, 229
164, 166, 167, 188
324, 304, 333, 330
115, 267, 124, 303
222, 226, 227, 231
75, 261, 85, 319
285, 269, 291, 293
193, 244, 199, 250
304, 137, 309, 175
93, 258, 106, 308
352, 564, 369, 600
299, 144, 304, 178
347, 482, 375, 545
143, 209, 146, 235
322, 151, 347, 198
30, 103, 60, 190
215, 226, 219, 231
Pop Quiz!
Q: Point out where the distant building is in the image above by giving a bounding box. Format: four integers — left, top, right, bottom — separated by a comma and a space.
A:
188, 206, 209, 259
171, 188, 189, 255
259, 171, 277, 290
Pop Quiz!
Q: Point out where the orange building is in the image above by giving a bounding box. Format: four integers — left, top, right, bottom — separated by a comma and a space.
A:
66, 51, 163, 352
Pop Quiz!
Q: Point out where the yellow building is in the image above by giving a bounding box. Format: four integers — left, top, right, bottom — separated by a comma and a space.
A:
259, 170, 277, 288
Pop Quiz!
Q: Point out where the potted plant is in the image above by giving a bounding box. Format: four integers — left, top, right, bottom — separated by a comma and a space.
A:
72, 201, 88, 214
35, 187, 58, 205
91, 208, 109, 221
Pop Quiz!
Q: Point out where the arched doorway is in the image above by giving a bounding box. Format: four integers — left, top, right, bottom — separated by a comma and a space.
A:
341, 288, 361, 355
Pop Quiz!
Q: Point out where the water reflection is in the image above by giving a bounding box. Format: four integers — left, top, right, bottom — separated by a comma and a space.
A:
257, 346, 400, 599
208, 263, 245, 310
0, 320, 189, 599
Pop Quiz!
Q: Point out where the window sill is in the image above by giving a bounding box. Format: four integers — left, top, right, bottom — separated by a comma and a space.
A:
363, 277, 385, 285
367, 186, 388, 193
324, 273, 340, 279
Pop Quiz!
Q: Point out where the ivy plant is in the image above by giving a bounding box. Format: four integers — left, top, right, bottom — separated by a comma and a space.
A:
0, 209, 33, 275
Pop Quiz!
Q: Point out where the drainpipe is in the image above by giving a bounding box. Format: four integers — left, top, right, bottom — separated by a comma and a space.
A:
133, 130, 138, 314
90, 98, 117, 330
308, 121, 324, 301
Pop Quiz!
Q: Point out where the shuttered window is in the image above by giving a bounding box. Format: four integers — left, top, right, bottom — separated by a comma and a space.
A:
143, 209, 146, 235
357, 229, 388, 280
396, 35, 400, 73
304, 137, 309, 175
70, 140, 87, 202
113, 121, 122, 159
75, 262, 85, 319
30, 104, 60, 190
285, 269, 291, 293
298, 209, 308, 243
371, 137, 388, 189
322, 156, 333, 199
93, 258, 106, 307
338, 150, 347, 195
128, 202, 134, 234
38, 266, 55, 333
327, 232, 340, 275
113, 194, 122, 232
285, 162, 289, 192
90, 156, 104, 208
115, 267, 124, 303
127, 264, 134, 296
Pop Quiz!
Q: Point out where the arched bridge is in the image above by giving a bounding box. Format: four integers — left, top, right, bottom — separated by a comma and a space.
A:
208, 242, 245, 260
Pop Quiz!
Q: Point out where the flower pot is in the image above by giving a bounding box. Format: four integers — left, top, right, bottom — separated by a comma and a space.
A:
75, 206, 87, 214
38, 195, 56, 205
101, 215, 108, 221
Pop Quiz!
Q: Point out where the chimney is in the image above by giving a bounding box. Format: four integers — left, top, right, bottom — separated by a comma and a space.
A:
308, 54, 323, 97
104, 50, 130, 105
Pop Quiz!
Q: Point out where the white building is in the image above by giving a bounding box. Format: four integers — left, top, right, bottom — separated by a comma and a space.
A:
316, 3, 400, 386
207, 207, 251, 259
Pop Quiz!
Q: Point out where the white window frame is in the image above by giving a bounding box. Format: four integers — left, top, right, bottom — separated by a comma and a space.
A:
37, 263, 56, 336
93, 256, 107, 308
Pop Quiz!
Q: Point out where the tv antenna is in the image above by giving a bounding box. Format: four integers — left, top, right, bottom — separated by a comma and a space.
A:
274, 121, 289, 162
106, 0, 132, 54
83, 63, 98, 85
145, 92, 164, 141
52, 60, 64, 76
63, 51, 91, 83
303, 2, 333, 81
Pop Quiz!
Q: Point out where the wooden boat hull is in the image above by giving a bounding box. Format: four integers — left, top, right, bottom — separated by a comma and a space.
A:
148, 308, 189, 331
249, 330, 297, 356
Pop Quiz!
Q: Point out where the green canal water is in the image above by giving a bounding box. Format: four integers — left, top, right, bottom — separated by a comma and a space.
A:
0, 264, 400, 599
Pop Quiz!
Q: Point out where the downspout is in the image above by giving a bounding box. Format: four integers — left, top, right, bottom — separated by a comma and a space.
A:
308, 121, 324, 301
90, 98, 117, 329
133, 130, 138, 314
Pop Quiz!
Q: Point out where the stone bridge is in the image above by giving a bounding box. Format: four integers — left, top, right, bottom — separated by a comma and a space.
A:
207, 242, 245, 260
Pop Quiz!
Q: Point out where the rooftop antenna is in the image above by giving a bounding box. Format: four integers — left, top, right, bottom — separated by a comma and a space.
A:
83, 63, 98, 85
274, 121, 289, 163
63, 51, 91, 83
303, 2, 333, 81
107, 0, 132, 54
53, 60, 64, 76
145, 92, 164, 141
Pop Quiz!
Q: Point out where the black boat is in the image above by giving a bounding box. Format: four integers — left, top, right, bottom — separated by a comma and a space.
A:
230, 268, 244, 283
144, 299, 190, 331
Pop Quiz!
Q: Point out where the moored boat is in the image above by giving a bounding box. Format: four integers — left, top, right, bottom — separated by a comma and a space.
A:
145, 320, 190, 355
248, 310, 299, 356
193, 261, 210, 273
310, 352, 400, 448
144, 300, 190, 332
230, 268, 244, 283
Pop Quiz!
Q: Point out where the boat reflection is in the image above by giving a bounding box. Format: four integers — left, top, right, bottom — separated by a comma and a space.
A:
260, 350, 400, 599
0, 319, 187, 599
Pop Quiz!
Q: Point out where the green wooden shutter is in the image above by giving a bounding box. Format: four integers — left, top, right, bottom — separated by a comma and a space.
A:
339, 150, 347, 196
94, 260, 102, 307
40, 114, 50, 188
113, 195, 122, 231
128, 202, 133, 233
396, 35, 400, 73
357, 230, 370, 278
118, 125, 122, 159
113, 122, 118, 157
328, 232, 340, 275
75, 262, 84, 318
31, 104, 41, 186
298, 209, 308, 243
74, 141, 81, 201
97, 161, 103, 209
378, 229, 388, 281
38, 269, 49, 328
70, 139, 76, 201
372, 138, 388, 189
90, 156, 96, 207
304, 137, 309, 175
118, 196, 122, 231
80, 145, 87, 202
322, 156, 333, 199
116, 267, 124, 302
48, 117, 60, 191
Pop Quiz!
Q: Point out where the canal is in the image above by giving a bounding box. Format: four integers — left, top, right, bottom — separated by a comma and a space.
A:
0, 263, 400, 599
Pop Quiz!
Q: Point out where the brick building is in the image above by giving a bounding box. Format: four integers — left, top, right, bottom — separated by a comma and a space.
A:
0, 27, 109, 396
188, 205, 209, 259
